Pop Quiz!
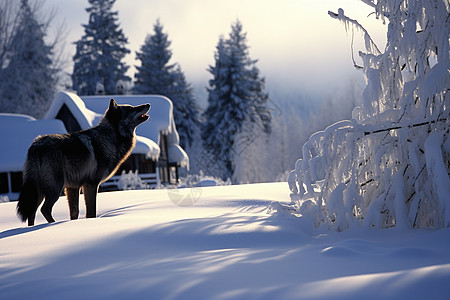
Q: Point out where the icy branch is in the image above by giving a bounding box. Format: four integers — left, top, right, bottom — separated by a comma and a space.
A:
291, 1, 450, 230
363, 118, 450, 136
360, 0, 377, 9
328, 8, 382, 69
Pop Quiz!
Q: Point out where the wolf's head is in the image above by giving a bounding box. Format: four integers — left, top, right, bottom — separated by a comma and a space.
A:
104, 99, 150, 135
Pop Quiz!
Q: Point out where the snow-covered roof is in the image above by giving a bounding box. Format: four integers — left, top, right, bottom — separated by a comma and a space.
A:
0, 114, 67, 172
135, 135, 160, 161
44, 91, 188, 166
168, 144, 189, 169
81, 94, 175, 145
81, 94, 188, 167
45, 91, 100, 129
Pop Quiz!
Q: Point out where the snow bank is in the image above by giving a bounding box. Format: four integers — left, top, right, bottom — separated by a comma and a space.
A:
0, 183, 449, 299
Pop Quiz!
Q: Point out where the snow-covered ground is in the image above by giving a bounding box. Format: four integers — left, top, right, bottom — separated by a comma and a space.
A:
1, 183, 449, 299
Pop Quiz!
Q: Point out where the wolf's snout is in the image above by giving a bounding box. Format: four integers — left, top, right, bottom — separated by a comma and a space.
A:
137, 103, 150, 123
142, 103, 150, 114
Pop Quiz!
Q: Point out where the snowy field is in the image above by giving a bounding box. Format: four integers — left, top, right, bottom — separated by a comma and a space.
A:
1, 182, 449, 300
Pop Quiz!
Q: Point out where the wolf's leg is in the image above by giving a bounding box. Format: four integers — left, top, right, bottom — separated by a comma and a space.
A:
28, 193, 44, 226
41, 194, 58, 223
83, 183, 99, 218
66, 187, 80, 220
41, 185, 63, 223
28, 213, 36, 226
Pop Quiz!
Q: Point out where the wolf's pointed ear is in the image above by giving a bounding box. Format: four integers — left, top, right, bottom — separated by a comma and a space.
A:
105, 98, 120, 123
109, 99, 118, 111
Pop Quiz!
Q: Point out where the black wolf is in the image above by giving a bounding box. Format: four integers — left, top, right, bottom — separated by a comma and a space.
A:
17, 99, 150, 226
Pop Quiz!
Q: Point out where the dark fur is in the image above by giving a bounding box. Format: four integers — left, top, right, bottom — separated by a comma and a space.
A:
17, 99, 150, 226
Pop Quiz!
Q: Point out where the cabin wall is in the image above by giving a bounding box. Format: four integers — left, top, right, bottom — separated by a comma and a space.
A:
56, 104, 82, 133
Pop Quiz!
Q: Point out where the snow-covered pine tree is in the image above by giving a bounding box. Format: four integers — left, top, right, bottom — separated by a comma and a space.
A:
134, 20, 201, 149
72, 0, 130, 95
169, 65, 201, 149
202, 20, 271, 181
133, 19, 175, 95
201, 37, 230, 177
289, 0, 449, 230
0, 0, 19, 71
0, 0, 57, 118
226, 21, 271, 135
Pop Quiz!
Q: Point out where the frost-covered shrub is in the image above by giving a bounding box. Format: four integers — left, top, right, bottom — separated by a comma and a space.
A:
118, 170, 148, 190
289, 0, 449, 230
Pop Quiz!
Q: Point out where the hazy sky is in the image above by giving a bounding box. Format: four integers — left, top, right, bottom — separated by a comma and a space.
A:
44, 0, 387, 99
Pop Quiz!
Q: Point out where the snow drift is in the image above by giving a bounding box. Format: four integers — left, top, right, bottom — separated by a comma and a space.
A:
1, 183, 450, 299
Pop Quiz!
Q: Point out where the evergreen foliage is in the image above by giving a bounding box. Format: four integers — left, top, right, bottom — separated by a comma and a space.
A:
202, 20, 271, 181
134, 20, 201, 148
169, 65, 201, 149
72, 0, 130, 96
0, 0, 56, 118
133, 20, 175, 95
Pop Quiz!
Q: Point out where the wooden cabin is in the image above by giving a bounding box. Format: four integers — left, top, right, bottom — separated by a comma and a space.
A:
45, 91, 189, 190
0, 114, 67, 201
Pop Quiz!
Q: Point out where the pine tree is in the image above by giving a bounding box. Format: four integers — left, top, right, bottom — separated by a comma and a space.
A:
0, 0, 56, 118
72, 0, 130, 95
201, 37, 232, 178
202, 20, 272, 181
134, 20, 201, 148
133, 20, 175, 95
169, 66, 201, 149
0, 0, 19, 70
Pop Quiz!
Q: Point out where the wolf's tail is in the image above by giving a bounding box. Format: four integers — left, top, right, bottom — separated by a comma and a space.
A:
17, 180, 39, 224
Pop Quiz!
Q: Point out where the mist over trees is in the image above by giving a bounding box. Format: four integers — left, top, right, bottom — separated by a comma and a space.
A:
72, 0, 130, 95
201, 21, 272, 182
0, 0, 61, 118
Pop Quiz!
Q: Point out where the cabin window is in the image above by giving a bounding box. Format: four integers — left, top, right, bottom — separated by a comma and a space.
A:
116, 154, 156, 175
138, 156, 156, 174
10, 172, 23, 193
0, 173, 8, 194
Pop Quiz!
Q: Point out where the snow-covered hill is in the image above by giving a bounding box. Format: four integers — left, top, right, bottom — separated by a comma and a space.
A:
1, 183, 449, 299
